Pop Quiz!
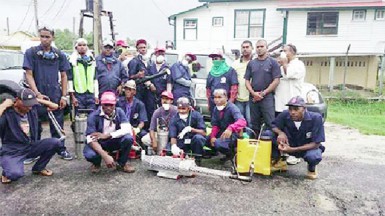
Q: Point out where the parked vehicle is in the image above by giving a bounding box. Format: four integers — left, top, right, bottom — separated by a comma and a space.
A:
0, 49, 25, 84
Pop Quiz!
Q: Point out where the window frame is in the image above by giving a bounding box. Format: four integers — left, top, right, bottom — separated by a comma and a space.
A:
233, 9, 266, 39
183, 18, 198, 40
352, 9, 366, 21
306, 11, 339, 36
375, 9, 385, 20
212, 16, 224, 27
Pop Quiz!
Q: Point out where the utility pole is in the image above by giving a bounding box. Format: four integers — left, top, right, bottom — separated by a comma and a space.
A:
6, 17, 10, 35
33, 0, 39, 35
93, 0, 102, 55
73, 17, 76, 35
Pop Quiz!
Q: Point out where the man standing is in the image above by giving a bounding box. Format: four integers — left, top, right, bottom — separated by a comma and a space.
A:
170, 53, 195, 103
232, 40, 253, 127
68, 38, 98, 112
23, 26, 72, 160
271, 96, 325, 179
169, 97, 206, 165
83, 91, 135, 173
116, 80, 148, 140
95, 40, 128, 96
0, 89, 63, 184
206, 52, 238, 114
245, 39, 281, 133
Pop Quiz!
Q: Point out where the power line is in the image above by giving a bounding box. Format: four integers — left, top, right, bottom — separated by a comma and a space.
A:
39, 0, 57, 19
51, 0, 67, 24
151, 0, 168, 18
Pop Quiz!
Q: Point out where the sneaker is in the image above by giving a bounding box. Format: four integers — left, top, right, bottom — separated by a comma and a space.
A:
306, 169, 318, 180
90, 164, 101, 174
1, 175, 11, 184
23, 156, 40, 165
59, 150, 73, 160
286, 156, 301, 165
271, 159, 288, 172
116, 163, 135, 173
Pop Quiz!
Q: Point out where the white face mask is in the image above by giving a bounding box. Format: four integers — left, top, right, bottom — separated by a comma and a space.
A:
162, 103, 170, 111
280, 51, 287, 59
156, 55, 165, 64
179, 113, 188, 120
181, 59, 189, 66
216, 105, 225, 111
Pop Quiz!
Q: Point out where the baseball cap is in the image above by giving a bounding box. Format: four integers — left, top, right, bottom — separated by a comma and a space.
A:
100, 91, 116, 105
17, 88, 39, 107
286, 96, 306, 107
209, 52, 223, 59
161, 91, 173, 100
185, 53, 197, 61
136, 39, 147, 47
155, 47, 166, 53
103, 40, 114, 48
124, 80, 136, 90
116, 39, 128, 47
176, 97, 190, 108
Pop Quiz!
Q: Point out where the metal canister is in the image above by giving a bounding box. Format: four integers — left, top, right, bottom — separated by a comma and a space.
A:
74, 114, 88, 159
156, 130, 169, 155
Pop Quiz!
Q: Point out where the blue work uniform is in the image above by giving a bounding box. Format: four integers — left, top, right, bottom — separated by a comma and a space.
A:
272, 110, 325, 171
0, 107, 63, 181
169, 110, 206, 156
83, 107, 133, 167
127, 56, 148, 102
146, 62, 170, 117
206, 67, 238, 114
170, 62, 192, 103
244, 57, 281, 132
116, 96, 148, 138
95, 54, 128, 96
23, 45, 70, 153
211, 102, 244, 155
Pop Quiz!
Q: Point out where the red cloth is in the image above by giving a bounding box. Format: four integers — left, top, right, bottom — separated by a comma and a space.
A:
227, 118, 247, 133
210, 125, 220, 139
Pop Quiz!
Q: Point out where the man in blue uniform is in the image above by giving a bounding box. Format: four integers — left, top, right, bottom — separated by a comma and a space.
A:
95, 40, 128, 96
245, 39, 281, 134
271, 96, 325, 179
83, 91, 135, 173
23, 26, 72, 160
170, 53, 195, 103
209, 89, 247, 161
0, 89, 63, 184
206, 52, 238, 114
68, 38, 98, 112
116, 80, 148, 140
169, 97, 206, 165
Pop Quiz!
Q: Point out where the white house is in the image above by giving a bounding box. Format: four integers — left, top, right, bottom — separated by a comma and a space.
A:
169, 0, 385, 90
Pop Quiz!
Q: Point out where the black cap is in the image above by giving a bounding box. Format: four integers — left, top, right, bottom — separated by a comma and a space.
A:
286, 96, 306, 107
17, 88, 39, 107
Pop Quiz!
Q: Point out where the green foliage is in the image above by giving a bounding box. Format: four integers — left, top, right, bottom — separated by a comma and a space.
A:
54, 29, 76, 50
327, 100, 385, 135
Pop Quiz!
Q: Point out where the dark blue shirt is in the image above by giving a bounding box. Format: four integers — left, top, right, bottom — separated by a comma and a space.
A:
95, 55, 128, 95
85, 107, 128, 135
272, 110, 325, 147
206, 67, 238, 97
244, 57, 281, 92
211, 102, 244, 136
170, 62, 192, 100
23, 45, 70, 101
169, 110, 206, 140
116, 97, 148, 128
147, 62, 170, 96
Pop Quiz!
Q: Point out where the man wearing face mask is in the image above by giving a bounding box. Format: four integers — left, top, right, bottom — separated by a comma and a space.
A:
206, 52, 238, 114
116, 80, 148, 140
141, 91, 178, 154
210, 89, 246, 162
170, 53, 195, 103
67, 38, 98, 113
169, 97, 206, 165
83, 91, 135, 173
95, 40, 128, 96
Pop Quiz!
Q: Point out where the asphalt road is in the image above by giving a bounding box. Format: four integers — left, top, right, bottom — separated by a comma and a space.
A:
1, 121, 384, 215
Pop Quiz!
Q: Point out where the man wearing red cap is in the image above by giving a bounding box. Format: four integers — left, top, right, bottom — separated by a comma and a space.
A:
83, 91, 135, 173
170, 53, 195, 103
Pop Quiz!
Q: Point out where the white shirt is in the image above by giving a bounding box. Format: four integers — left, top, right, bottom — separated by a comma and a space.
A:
275, 58, 306, 112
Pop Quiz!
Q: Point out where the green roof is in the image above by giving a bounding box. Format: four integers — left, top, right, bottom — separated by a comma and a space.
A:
168, 4, 208, 19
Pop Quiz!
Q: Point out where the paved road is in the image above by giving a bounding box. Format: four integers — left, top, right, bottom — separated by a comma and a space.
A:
1, 122, 384, 215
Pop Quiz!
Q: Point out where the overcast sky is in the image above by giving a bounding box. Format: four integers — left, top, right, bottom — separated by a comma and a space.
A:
0, 0, 202, 47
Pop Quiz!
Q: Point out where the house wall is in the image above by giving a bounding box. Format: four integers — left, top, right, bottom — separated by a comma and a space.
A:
175, 1, 284, 52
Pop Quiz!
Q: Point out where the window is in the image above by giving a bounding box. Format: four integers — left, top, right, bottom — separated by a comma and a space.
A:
307, 12, 339, 35
234, 9, 265, 38
212, 17, 224, 27
352, 10, 366, 21
183, 19, 197, 40
375, 9, 385, 20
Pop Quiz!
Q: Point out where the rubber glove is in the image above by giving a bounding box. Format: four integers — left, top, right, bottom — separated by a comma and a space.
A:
171, 144, 182, 156
177, 126, 192, 139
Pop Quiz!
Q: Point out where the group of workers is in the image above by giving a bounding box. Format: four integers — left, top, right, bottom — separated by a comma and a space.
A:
0, 26, 325, 184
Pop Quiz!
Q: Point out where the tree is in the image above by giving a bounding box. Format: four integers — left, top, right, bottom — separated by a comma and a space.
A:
54, 29, 76, 51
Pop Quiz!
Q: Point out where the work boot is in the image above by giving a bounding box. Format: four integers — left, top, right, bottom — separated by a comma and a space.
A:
1, 175, 11, 184
90, 164, 101, 174
306, 166, 318, 180
271, 159, 288, 172
117, 163, 135, 173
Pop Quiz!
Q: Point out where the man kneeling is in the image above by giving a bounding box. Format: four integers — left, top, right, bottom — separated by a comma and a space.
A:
83, 91, 135, 173
1, 89, 62, 184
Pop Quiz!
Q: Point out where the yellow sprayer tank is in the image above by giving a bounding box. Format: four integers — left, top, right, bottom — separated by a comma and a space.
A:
236, 138, 272, 176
